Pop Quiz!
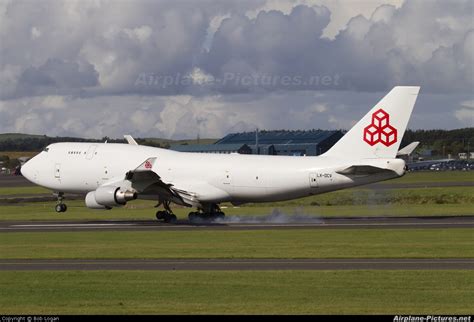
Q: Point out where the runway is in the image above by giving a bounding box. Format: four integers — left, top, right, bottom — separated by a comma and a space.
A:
1, 216, 473, 232
1, 258, 472, 270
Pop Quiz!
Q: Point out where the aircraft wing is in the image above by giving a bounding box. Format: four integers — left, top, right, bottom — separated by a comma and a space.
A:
123, 157, 193, 206
120, 157, 228, 207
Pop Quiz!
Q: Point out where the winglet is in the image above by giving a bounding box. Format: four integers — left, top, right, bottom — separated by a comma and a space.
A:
135, 157, 156, 172
124, 135, 138, 145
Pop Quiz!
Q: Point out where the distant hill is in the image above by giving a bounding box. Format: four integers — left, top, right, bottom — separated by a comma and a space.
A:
0, 133, 47, 141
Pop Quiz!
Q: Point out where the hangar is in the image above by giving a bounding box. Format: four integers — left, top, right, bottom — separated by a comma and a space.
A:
169, 143, 253, 154
170, 130, 343, 156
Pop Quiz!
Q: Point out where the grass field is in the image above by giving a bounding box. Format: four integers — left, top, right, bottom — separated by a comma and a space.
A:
0, 200, 472, 221
0, 185, 472, 221
1, 270, 472, 314
398, 171, 473, 183
383, 171, 474, 184
0, 186, 51, 195
1, 229, 472, 259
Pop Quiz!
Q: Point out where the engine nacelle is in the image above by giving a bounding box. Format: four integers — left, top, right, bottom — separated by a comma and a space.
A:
85, 191, 110, 210
85, 186, 137, 209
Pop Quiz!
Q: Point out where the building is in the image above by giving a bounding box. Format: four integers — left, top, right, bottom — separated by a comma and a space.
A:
170, 143, 252, 154
215, 130, 344, 156
170, 130, 344, 156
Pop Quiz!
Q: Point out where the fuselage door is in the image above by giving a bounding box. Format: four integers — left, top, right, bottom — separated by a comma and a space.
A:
54, 163, 61, 179
309, 172, 318, 188
86, 144, 98, 160
223, 170, 231, 185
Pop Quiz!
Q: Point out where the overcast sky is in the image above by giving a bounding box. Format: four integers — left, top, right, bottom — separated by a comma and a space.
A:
0, 0, 472, 139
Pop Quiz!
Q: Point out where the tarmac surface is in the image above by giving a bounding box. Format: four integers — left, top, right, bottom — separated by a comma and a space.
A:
0, 216, 473, 232
1, 258, 472, 270
0, 175, 34, 187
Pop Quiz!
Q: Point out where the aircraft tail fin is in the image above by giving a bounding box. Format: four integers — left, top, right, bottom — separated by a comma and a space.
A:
323, 86, 420, 159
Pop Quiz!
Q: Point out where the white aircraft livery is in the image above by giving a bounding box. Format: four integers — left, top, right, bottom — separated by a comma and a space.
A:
21, 86, 420, 223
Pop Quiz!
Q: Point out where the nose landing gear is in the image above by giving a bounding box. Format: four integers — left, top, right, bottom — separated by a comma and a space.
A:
54, 192, 67, 213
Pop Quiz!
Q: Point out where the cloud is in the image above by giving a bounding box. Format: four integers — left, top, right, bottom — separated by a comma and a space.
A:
455, 100, 474, 127
203, 1, 473, 93
1, 0, 472, 99
1, 90, 470, 139
0, 0, 472, 137
14, 58, 99, 98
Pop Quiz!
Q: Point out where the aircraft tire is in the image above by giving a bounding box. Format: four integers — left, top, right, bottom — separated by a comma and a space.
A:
156, 211, 166, 220
164, 214, 177, 224
188, 212, 198, 223
55, 204, 67, 213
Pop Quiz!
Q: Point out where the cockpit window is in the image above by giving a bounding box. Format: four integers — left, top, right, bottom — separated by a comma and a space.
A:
43, 147, 49, 152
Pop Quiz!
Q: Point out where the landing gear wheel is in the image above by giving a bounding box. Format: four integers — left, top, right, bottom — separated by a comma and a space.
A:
188, 209, 225, 223
164, 214, 177, 224
156, 210, 166, 220
55, 203, 67, 213
188, 212, 199, 223
156, 210, 177, 224
54, 192, 67, 213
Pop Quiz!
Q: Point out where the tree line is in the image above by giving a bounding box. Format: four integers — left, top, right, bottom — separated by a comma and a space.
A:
0, 136, 168, 152
401, 128, 474, 157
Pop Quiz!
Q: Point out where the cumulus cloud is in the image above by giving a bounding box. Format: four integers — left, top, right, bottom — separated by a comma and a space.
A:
203, 1, 473, 93
1, 90, 470, 139
1, 0, 472, 99
0, 0, 472, 137
15, 58, 99, 98
455, 100, 474, 127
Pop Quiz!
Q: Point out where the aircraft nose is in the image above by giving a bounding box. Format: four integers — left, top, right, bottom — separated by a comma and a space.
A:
21, 159, 35, 182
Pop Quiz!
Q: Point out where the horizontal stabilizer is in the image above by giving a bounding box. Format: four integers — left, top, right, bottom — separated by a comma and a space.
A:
397, 141, 419, 156
336, 165, 395, 176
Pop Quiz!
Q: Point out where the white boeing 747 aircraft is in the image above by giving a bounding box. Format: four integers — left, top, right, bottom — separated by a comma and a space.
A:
21, 86, 420, 223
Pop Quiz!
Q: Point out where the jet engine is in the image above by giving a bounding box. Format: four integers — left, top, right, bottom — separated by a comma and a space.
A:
85, 186, 137, 209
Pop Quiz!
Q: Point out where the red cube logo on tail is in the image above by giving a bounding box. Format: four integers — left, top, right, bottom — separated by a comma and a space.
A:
363, 109, 397, 146
144, 160, 153, 169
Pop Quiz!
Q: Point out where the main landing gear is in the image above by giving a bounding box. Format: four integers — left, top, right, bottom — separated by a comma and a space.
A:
155, 200, 177, 223
188, 204, 225, 223
54, 192, 67, 213
153, 200, 226, 224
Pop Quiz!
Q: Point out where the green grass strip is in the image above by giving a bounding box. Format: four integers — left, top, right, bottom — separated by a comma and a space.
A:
1, 229, 473, 259
0, 270, 472, 314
